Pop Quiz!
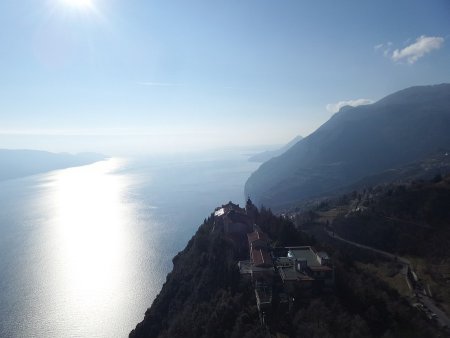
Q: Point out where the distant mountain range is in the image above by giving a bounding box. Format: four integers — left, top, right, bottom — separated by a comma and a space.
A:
248, 135, 303, 162
245, 84, 450, 209
0, 149, 106, 181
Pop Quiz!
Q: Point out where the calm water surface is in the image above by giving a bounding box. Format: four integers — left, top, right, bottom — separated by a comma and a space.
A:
0, 150, 260, 337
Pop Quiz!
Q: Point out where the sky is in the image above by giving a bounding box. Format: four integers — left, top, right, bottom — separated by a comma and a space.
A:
1, 0, 449, 155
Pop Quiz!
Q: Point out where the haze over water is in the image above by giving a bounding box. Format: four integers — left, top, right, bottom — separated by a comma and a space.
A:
0, 150, 260, 337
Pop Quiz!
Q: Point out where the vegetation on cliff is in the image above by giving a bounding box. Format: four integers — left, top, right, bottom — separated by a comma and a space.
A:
130, 205, 444, 337
331, 174, 450, 259
311, 174, 450, 316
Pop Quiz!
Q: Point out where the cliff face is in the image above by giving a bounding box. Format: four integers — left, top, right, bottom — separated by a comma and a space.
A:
129, 214, 268, 338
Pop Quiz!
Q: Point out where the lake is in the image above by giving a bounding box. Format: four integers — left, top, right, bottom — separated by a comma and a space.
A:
0, 149, 261, 337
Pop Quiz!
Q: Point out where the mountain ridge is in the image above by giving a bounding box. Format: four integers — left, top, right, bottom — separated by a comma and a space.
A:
245, 84, 450, 209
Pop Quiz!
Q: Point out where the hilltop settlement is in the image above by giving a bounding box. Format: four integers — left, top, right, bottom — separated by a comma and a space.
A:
130, 196, 446, 338
213, 201, 334, 325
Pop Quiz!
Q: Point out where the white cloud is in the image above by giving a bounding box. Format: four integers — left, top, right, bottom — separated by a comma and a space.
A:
391, 35, 444, 64
326, 98, 374, 113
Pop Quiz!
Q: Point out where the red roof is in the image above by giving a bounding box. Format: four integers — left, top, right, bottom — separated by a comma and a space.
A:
251, 248, 273, 267
247, 230, 269, 244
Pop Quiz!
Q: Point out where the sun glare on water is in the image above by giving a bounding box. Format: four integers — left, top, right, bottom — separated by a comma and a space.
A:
48, 159, 132, 315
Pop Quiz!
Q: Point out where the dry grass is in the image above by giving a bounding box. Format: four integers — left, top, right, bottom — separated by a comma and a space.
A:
316, 206, 349, 224
355, 261, 412, 298
407, 256, 450, 315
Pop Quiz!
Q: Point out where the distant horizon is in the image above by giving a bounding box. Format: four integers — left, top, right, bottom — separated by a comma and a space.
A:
2, 82, 450, 156
1, 0, 449, 154
0, 139, 286, 157
2, 82, 450, 155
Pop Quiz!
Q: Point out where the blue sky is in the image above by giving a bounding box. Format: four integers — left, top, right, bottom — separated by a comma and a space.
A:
1, 0, 449, 154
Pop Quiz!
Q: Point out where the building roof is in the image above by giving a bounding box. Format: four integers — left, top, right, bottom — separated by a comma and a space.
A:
317, 251, 330, 260
214, 208, 225, 217
247, 230, 269, 244
287, 247, 322, 267
215, 201, 245, 217
278, 267, 314, 282
223, 201, 244, 212
252, 248, 273, 267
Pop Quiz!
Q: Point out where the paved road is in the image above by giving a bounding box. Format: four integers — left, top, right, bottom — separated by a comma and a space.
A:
325, 230, 410, 266
325, 229, 450, 329
421, 294, 450, 328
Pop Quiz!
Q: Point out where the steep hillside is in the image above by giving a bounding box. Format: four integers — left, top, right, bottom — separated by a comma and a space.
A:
306, 174, 450, 317
130, 205, 443, 338
331, 174, 450, 260
245, 84, 450, 209
129, 209, 305, 338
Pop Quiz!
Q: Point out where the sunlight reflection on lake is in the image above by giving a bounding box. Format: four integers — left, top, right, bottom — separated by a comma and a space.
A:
0, 152, 260, 337
28, 158, 141, 337
49, 159, 129, 318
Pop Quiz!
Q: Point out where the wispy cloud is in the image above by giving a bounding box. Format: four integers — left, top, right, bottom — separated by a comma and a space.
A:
374, 43, 388, 50
391, 35, 444, 64
326, 98, 373, 113
137, 81, 182, 87
374, 41, 393, 57
375, 35, 444, 64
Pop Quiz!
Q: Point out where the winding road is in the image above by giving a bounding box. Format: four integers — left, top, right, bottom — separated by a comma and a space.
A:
325, 229, 450, 329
